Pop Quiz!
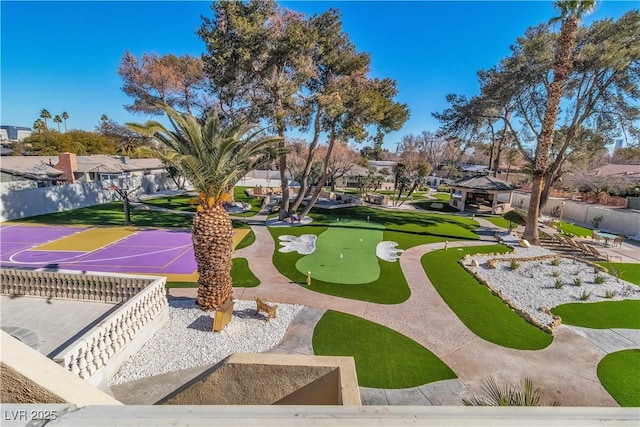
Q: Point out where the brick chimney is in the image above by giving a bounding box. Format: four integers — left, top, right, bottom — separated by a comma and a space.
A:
54, 152, 78, 184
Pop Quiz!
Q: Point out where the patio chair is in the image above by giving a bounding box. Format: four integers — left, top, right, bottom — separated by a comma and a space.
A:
613, 235, 625, 248
574, 240, 593, 256
585, 244, 622, 262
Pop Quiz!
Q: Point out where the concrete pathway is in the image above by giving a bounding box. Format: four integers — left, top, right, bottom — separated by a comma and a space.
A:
165, 207, 636, 406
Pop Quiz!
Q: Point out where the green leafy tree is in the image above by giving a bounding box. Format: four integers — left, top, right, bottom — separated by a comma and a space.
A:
127, 104, 282, 312
199, 0, 316, 219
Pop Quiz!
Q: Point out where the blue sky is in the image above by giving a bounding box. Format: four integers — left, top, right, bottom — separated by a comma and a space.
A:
1, 1, 637, 149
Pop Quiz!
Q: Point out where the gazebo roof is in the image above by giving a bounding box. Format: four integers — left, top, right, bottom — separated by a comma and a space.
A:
452, 175, 515, 191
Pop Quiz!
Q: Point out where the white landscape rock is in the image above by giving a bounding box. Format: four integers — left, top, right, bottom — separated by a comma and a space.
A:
277, 234, 317, 255
466, 233, 640, 327
109, 299, 303, 385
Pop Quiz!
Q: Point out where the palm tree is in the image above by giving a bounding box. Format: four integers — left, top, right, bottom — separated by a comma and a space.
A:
523, 0, 596, 245
33, 119, 46, 133
128, 105, 282, 311
61, 111, 69, 132
39, 109, 51, 129
53, 115, 62, 132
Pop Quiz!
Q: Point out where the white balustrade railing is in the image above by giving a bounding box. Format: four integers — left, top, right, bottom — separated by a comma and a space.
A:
1, 267, 168, 383
1, 268, 151, 302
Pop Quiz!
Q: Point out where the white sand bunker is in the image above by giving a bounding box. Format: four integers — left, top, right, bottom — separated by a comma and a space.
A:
278, 234, 317, 255
376, 241, 404, 262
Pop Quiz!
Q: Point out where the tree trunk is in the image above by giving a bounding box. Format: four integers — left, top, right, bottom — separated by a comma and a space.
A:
300, 134, 337, 219
523, 15, 579, 246
123, 199, 131, 226
523, 172, 544, 245
277, 125, 290, 221
290, 110, 322, 215
193, 205, 234, 311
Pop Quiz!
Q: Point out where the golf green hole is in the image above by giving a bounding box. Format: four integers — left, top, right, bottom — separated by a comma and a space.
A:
295, 219, 385, 284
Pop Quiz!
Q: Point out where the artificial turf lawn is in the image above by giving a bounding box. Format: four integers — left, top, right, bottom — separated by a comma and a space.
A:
269, 206, 480, 304
596, 262, 640, 285
312, 310, 456, 388
551, 300, 640, 329
557, 221, 592, 237
296, 219, 385, 284
230, 258, 260, 287
141, 186, 263, 217
597, 349, 640, 407
422, 245, 554, 350
13, 202, 194, 228
484, 216, 510, 229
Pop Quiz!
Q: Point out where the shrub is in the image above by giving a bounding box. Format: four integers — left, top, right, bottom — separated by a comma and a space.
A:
510, 259, 520, 270
580, 290, 592, 301
591, 215, 604, 229
463, 377, 559, 407
554, 279, 564, 289
594, 275, 606, 285
573, 277, 583, 286
604, 290, 616, 299
437, 184, 451, 192
552, 270, 560, 278
503, 209, 526, 232
551, 258, 561, 267
609, 268, 623, 282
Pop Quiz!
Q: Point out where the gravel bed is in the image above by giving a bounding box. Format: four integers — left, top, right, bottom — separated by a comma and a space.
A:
466, 233, 640, 327
109, 299, 303, 385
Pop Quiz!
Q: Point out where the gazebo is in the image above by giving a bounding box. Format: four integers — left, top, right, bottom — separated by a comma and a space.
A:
449, 175, 515, 215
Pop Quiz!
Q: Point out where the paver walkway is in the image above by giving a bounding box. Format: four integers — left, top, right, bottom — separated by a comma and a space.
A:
167, 207, 636, 406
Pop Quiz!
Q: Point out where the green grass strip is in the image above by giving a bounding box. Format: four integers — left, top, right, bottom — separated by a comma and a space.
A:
142, 195, 195, 212
596, 262, 640, 286
13, 202, 194, 228
484, 216, 510, 229
597, 349, 640, 407
231, 258, 260, 287
422, 245, 553, 350
557, 221, 592, 237
165, 281, 197, 288
551, 300, 640, 329
313, 310, 456, 388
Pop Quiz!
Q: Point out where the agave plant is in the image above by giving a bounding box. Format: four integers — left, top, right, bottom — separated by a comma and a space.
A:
463, 377, 560, 406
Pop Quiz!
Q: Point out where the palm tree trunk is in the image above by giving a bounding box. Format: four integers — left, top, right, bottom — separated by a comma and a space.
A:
524, 173, 544, 245
523, 15, 579, 245
193, 205, 234, 310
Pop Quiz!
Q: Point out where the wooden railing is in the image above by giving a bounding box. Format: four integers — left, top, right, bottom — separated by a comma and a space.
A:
1, 268, 168, 382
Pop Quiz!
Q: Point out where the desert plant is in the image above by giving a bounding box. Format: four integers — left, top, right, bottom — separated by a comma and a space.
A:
552, 270, 560, 278
594, 275, 606, 285
573, 277, 582, 286
604, 290, 616, 299
510, 259, 520, 270
463, 377, 559, 406
554, 279, 564, 289
550, 258, 561, 266
579, 290, 592, 301
609, 268, 623, 282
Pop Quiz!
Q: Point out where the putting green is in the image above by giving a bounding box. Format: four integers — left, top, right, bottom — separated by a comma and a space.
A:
296, 219, 385, 284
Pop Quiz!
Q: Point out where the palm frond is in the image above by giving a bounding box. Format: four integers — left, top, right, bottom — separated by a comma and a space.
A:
127, 104, 283, 206
463, 377, 560, 407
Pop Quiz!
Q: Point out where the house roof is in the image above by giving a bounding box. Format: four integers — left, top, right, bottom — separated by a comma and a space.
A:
0, 156, 63, 178
452, 175, 515, 191
0, 155, 164, 177
591, 164, 640, 179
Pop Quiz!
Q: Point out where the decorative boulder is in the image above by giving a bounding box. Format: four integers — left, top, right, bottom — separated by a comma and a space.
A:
471, 259, 479, 267
519, 239, 531, 248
